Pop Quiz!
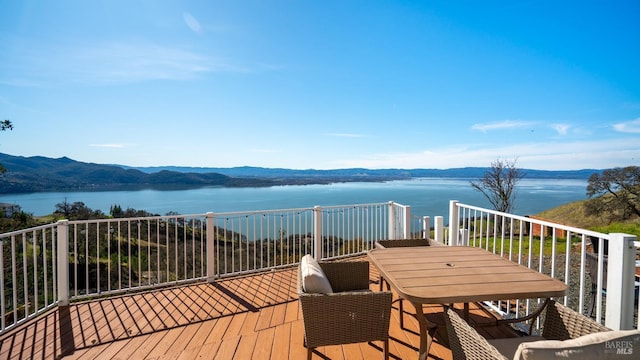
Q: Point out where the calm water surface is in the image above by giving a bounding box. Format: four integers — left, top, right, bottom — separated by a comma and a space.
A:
0, 178, 588, 219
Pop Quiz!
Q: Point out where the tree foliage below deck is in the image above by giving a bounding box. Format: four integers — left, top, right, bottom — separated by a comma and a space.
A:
585, 166, 640, 222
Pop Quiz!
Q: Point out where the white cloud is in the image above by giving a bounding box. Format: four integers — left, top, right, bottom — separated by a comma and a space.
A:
3, 39, 248, 86
183, 12, 202, 34
325, 133, 367, 138
471, 120, 533, 132
90, 143, 130, 148
550, 123, 570, 135
73, 43, 234, 83
250, 148, 282, 154
328, 138, 640, 170
613, 118, 640, 133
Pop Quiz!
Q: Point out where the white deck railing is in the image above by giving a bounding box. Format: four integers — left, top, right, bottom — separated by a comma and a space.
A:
0, 223, 59, 333
447, 200, 639, 331
0, 201, 409, 334
1, 199, 637, 335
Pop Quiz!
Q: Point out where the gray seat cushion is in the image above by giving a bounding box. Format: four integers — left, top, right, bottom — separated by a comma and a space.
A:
488, 336, 545, 359
514, 329, 640, 360
300, 254, 333, 294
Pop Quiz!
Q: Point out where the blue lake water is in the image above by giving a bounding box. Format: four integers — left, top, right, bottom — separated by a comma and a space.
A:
0, 178, 588, 219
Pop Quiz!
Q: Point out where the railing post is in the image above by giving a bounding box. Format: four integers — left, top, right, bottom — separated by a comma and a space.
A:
206, 212, 215, 282
459, 229, 469, 246
403, 205, 411, 239
434, 216, 444, 244
605, 233, 637, 330
56, 220, 69, 306
388, 201, 396, 239
423, 216, 430, 240
448, 200, 460, 246
313, 206, 323, 260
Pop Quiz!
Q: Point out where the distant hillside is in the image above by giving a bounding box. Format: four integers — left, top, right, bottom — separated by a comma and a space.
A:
0, 153, 278, 194
535, 199, 601, 229
536, 199, 640, 234
0, 152, 601, 194
123, 165, 599, 180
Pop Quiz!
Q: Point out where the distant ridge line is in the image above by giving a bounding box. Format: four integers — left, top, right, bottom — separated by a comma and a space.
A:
123, 164, 600, 179
0, 152, 600, 194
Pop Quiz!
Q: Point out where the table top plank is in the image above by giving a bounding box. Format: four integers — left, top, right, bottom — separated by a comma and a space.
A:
368, 246, 568, 305
383, 262, 532, 274
396, 271, 555, 284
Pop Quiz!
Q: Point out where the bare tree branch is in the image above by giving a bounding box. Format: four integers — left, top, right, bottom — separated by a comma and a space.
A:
470, 158, 524, 213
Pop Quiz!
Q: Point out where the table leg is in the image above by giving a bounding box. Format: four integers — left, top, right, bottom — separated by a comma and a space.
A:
463, 302, 469, 321
413, 302, 433, 360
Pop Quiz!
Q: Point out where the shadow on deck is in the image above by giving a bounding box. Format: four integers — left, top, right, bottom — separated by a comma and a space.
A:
0, 258, 521, 360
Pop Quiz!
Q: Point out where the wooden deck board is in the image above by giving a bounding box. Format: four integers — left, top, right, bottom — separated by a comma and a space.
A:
272, 322, 292, 359
183, 319, 218, 350
0, 256, 527, 360
288, 318, 307, 360
234, 332, 259, 359
252, 326, 276, 360
214, 335, 241, 360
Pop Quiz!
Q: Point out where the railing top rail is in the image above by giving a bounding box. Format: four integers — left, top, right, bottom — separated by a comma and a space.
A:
391, 202, 410, 210
0, 222, 58, 238
209, 207, 315, 217
319, 202, 392, 210
207, 202, 394, 217
456, 202, 610, 239
67, 213, 208, 225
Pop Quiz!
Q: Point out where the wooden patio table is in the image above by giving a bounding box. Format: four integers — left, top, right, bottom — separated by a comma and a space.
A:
368, 246, 568, 360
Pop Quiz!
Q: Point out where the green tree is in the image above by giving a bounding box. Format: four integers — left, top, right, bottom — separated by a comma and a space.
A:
585, 166, 640, 221
54, 200, 105, 220
470, 158, 524, 213
0, 120, 14, 174
0, 210, 36, 232
110, 204, 124, 217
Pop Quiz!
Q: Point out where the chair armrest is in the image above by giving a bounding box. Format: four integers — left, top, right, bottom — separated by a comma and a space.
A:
444, 307, 509, 360
320, 261, 370, 292
299, 290, 392, 348
542, 300, 611, 340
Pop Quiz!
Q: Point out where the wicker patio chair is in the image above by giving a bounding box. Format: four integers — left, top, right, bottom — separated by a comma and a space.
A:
375, 238, 430, 291
585, 251, 639, 318
375, 238, 431, 249
374, 239, 430, 328
586, 251, 607, 318
444, 300, 615, 360
297, 260, 393, 360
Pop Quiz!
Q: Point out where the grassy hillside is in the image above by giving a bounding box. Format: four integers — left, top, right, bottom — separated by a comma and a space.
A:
536, 199, 640, 237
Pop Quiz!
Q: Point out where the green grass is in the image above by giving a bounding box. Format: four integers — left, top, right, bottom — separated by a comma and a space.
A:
535, 199, 640, 238
469, 235, 576, 257
589, 223, 640, 238
468, 197, 640, 257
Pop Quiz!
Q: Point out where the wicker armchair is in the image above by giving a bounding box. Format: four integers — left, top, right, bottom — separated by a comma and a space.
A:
375, 238, 431, 249
374, 239, 430, 328
585, 251, 640, 318
374, 239, 430, 291
297, 260, 393, 360
444, 300, 612, 360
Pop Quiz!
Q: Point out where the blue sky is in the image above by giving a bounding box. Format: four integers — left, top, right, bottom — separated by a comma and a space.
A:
1, 1, 639, 170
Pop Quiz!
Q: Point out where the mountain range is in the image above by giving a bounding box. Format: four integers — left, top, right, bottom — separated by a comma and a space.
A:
0, 153, 599, 194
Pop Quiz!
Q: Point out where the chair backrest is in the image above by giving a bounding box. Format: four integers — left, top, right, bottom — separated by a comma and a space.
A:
585, 252, 607, 289
444, 307, 508, 360
541, 300, 610, 340
375, 238, 430, 248
590, 236, 609, 256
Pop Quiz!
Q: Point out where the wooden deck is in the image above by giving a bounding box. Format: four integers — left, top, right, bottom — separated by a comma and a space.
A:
0, 258, 522, 360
